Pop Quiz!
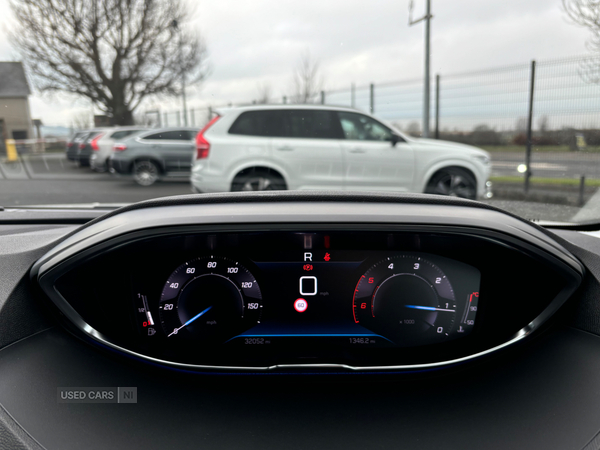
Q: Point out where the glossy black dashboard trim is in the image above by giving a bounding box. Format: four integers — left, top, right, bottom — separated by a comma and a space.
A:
30, 198, 584, 372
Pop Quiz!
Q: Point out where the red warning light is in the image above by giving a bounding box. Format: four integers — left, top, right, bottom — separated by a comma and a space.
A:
142, 321, 148, 327
324, 253, 331, 261
303, 264, 313, 271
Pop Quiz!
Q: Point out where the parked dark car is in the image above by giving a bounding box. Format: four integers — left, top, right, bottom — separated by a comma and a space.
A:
65, 131, 90, 161
109, 127, 199, 185
76, 128, 110, 167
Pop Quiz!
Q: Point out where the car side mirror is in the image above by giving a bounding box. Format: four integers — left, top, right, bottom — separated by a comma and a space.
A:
390, 134, 403, 147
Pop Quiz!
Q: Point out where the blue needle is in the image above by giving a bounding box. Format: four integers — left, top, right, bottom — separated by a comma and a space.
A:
405, 305, 454, 312
183, 306, 213, 327
168, 306, 213, 337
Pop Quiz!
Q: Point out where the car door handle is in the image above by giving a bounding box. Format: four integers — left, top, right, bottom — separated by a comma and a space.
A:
277, 146, 294, 151
349, 148, 366, 154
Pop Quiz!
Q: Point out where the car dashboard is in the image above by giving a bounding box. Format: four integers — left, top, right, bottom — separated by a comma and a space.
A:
2, 192, 600, 449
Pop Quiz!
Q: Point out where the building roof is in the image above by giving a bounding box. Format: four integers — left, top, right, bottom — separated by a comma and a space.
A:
0, 62, 31, 98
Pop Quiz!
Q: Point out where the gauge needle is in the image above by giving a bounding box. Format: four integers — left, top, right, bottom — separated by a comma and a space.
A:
168, 306, 213, 337
405, 305, 455, 312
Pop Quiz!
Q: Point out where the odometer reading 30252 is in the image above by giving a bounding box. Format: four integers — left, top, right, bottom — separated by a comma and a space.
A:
158, 256, 262, 343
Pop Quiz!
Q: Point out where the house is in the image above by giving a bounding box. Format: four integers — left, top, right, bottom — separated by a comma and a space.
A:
0, 62, 33, 145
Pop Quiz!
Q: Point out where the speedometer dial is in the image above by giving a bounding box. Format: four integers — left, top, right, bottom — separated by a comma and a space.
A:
353, 254, 457, 346
159, 256, 262, 343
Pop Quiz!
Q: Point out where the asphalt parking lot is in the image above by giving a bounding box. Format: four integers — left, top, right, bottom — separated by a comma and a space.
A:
0, 153, 192, 205
0, 152, 593, 223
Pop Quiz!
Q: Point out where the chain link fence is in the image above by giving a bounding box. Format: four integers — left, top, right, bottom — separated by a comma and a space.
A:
149, 54, 600, 197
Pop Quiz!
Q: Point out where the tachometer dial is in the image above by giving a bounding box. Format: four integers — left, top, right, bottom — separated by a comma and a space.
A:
353, 254, 456, 345
159, 256, 262, 342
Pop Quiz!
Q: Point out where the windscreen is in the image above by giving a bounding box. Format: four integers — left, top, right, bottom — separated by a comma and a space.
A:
0, 0, 599, 224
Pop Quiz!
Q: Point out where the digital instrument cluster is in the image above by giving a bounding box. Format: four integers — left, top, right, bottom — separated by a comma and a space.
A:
137, 250, 480, 349
45, 223, 581, 371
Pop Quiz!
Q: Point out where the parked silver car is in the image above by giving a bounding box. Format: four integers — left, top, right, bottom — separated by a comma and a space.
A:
89, 126, 147, 172
109, 127, 199, 186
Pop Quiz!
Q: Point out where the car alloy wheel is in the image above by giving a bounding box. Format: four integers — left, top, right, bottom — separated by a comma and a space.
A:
241, 176, 275, 191
232, 172, 286, 192
426, 168, 476, 200
133, 161, 160, 186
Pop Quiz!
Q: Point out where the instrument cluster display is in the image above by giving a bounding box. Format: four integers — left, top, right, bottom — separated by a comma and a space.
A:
133, 234, 480, 350
50, 226, 579, 370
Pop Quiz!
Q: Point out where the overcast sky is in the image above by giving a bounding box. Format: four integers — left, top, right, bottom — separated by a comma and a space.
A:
0, 0, 593, 127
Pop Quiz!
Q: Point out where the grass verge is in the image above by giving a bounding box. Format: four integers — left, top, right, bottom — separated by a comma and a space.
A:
491, 176, 600, 187
481, 145, 600, 153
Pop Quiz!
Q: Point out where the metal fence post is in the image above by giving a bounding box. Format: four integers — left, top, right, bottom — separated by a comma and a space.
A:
320, 91, 325, 105
579, 175, 586, 207
164, 113, 168, 127
351, 83, 355, 108
435, 74, 440, 139
207, 106, 213, 123
176, 111, 181, 127
369, 83, 374, 114
525, 60, 536, 194
283, 96, 287, 104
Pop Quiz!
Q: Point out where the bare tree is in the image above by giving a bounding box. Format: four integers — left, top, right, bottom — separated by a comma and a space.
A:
515, 117, 528, 133
255, 82, 272, 104
10, 0, 209, 125
70, 112, 91, 130
538, 115, 550, 132
133, 111, 156, 127
406, 121, 421, 137
563, 0, 600, 83
291, 51, 324, 103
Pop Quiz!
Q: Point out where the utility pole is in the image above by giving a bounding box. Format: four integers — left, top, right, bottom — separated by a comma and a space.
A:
524, 60, 536, 194
172, 20, 188, 126
409, 0, 433, 138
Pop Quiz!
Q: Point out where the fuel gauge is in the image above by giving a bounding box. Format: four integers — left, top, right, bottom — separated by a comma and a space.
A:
136, 293, 157, 337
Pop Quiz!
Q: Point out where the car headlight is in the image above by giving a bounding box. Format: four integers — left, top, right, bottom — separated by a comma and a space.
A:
472, 154, 491, 165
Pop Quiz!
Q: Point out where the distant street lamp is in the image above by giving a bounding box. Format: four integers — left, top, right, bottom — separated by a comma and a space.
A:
171, 19, 188, 126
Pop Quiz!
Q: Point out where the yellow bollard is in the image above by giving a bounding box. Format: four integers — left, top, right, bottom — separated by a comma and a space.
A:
5, 139, 18, 162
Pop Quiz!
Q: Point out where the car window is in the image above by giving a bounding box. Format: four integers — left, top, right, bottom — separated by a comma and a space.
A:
73, 132, 89, 142
111, 130, 142, 140
71, 132, 86, 141
229, 111, 285, 137
337, 112, 393, 141
284, 110, 343, 139
84, 131, 103, 143
143, 130, 192, 140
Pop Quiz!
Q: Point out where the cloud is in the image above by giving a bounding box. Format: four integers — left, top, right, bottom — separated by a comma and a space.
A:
0, 0, 591, 125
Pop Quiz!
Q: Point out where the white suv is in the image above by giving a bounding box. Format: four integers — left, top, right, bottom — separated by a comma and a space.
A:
190, 105, 492, 199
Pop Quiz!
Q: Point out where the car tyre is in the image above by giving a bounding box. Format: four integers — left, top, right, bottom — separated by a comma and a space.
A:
425, 167, 477, 200
133, 160, 160, 186
231, 171, 286, 192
